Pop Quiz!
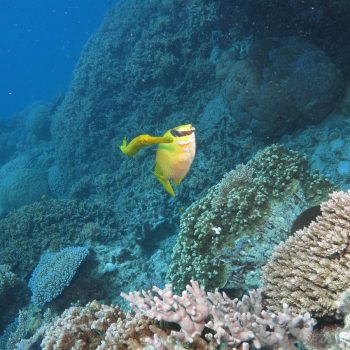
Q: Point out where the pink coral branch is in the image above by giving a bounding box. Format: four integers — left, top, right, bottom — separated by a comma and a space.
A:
121, 280, 210, 341
121, 281, 315, 349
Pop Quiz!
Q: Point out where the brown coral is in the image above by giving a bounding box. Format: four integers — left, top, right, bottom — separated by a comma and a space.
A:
262, 190, 350, 319
40, 301, 159, 350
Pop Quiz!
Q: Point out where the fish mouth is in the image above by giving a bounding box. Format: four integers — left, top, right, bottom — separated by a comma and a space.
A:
171, 126, 195, 137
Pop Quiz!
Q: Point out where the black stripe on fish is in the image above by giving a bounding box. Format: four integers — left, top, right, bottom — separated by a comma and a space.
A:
170, 129, 194, 137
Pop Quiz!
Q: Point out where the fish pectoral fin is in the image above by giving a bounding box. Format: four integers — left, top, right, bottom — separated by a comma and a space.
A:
120, 134, 173, 157
154, 165, 175, 197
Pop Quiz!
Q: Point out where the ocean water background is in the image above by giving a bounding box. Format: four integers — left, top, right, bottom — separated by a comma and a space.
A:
0, 0, 115, 119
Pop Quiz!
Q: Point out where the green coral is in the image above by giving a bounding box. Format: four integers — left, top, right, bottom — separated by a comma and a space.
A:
166, 145, 336, 293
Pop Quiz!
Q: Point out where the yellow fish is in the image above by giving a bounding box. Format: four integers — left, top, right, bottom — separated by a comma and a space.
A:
120, 124, 196, 196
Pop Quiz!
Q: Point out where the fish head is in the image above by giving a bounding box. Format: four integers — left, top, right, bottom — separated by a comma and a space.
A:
166, 124, 196, 145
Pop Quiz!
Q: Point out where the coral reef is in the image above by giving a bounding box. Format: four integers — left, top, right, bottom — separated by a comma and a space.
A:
48, 0, 347, 200
0, 198, 118, 282
0, 265, 25, 333
1, 0, 350, 348
167, 145, 335, 293
228, 0, 350, 72
0, 102, 54, 169
28, 247, 89, 306
262, 190, 350, 319
2, 306, 52, 350
0, 194, 175, 334
281, 112, 350, 189
51, 0, 223, 194
122, 280, 210, 342
0, 123, 16, 167
305, 290, 350, 349
0, 154, 50, 215
17, 281, 314, 350
0, 264, 17, 299
219, 36, 343, 138
39, 301, 159, 350
122, 280, 315, 349
41, 0, 345, 250
0, 168, 48, 214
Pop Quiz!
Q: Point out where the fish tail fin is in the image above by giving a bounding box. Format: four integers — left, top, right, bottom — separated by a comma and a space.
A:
119, 136, 128, 154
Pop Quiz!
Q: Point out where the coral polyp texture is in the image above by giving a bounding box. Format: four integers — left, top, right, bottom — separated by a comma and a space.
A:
262, 190, 350, 319
121, 280, 210, 342
166, 145, 335, 292
121, 280, 315, 349
28, 246, 89, 306
40, 301, 153, 350
23, 281, 316, 350
0, 264, 17, 299
0, 198, 118, 282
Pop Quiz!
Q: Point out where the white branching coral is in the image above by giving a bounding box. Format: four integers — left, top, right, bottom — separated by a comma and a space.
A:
121, 280, 210, 342
121, 280, 315, 349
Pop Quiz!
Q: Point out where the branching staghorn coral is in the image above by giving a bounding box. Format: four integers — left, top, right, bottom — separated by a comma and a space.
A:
262, 190, 350, 319
20, 281, 315, 350
122, 280, 210, 342
122, 280, 315, 349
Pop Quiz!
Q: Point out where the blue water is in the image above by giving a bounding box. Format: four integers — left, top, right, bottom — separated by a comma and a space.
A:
0, 0, 115, 119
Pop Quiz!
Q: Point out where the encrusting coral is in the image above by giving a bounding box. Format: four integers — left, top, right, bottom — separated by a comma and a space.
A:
262, 190, 350, 319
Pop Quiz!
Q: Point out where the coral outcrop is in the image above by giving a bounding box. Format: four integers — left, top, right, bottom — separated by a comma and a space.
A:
43, 0, 345, 251
0, 265, 24, 332
0, 198, 118, 282
0, 265, 17, 299
0, 157, 49, 215
28, 247, 89, 306
262, 190, 350, 319
51, 0, 223, 194
50, 0, 346, 196
167, 145, 335, 293
122, 280, 315, 349
220, 36, 343, 138
39, 301, 161, 350
19, 281, 315, 350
